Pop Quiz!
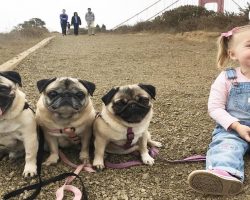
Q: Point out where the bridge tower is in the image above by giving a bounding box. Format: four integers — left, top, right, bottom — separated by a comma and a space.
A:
198, 0, 224, 13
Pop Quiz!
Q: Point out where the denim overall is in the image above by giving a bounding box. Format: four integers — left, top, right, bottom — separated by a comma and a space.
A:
206, 68, 250, 181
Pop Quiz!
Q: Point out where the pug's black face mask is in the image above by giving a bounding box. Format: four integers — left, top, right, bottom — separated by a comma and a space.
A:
0, 86, 15, 116
47, 91, 85, 111
113, 98, 151, 123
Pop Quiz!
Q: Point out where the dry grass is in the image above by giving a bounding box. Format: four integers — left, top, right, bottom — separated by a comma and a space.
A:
0, 31, 50, 65
175, 31, 220, 42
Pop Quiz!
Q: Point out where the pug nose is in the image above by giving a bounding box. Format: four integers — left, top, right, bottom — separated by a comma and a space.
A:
63, 93, 71, 97
130, 103, 136, 108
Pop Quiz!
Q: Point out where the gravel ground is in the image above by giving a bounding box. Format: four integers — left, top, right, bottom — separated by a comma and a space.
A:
1, 32, 250, 200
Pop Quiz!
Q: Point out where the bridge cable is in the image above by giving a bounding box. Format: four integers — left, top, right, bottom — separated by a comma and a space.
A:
231, 0, 243, 10
112, 0, 164, 30
145, 0, 181, 21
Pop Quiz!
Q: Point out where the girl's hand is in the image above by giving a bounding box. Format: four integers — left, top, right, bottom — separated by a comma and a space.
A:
230, 122, 250, 142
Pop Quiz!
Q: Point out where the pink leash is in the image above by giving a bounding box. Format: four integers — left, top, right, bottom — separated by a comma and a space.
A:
161, 154, 206, 163
56, 151, 95, 200
104, 147, 159, 169
105, 147, 206, 169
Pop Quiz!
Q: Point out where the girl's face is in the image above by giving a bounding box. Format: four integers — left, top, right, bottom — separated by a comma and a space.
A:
229, 30, 250, 68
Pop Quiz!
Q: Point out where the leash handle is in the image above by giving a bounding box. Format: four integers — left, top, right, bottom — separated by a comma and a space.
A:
57, 151, 95, 200
56, 165, 84, 200
56, 185, 82, 200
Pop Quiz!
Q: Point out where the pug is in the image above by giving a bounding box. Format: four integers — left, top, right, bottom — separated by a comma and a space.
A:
0, 71, 38, 177
93, 84, 162, 170
35, 77, 96, 165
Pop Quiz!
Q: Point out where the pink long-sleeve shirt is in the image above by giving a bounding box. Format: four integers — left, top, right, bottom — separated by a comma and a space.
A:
208, 67, 250, 130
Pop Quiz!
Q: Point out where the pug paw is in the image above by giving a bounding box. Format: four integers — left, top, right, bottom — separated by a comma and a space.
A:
80, 157, 90, 164
93, 159, 105, 171
43, 154, 59, 166
153, 141, 162, 148
141, 153, 154, 166
23, 163, 37, 177
79, 152, 90, 164
149, 140, 162, 148
94, 165, 105, 172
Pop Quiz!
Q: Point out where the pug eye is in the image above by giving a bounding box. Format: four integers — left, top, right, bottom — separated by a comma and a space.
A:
138, 97, 149, 105
0, 86, 11, 94
76, 91, 85, 99
48, 91, 58, 99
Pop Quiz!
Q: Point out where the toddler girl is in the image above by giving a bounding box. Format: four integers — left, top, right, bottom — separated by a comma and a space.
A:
188, 25, 250, 196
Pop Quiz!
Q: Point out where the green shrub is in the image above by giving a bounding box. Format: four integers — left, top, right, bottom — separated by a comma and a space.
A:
114, 5, 248, 33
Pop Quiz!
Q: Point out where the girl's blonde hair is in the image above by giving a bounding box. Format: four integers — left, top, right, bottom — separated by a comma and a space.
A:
217, 36, 230, 69
217, 25, 250, 69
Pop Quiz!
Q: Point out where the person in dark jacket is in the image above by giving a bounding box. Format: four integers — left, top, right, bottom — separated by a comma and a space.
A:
60, 9, 68, 36
71, 12, 81, 35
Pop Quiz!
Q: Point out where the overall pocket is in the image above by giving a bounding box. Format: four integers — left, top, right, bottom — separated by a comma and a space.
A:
233, 89, 250, 112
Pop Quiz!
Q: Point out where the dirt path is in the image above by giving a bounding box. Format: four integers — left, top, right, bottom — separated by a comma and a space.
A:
0, 33, 249, 199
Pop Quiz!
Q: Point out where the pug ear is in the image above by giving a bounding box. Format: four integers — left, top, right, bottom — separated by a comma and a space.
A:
0, 71, 22, 87
78, 80, 96, 96
101, 87, 119, 105
138, 84, 156, 100
37, 78, 57, 93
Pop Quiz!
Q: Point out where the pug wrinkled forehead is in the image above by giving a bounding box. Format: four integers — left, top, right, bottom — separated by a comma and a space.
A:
46, 78, 89, 94
102, 84, 156, 106
37, 77, 95, 96
115, 84, 155, 100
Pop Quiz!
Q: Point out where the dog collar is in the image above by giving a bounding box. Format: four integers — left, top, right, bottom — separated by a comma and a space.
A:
123, 127, 134, 149
48, 127, 80, 143
95, 112, 135, 149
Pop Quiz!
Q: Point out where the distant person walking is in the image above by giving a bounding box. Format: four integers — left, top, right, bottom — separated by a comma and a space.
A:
249, 11, 250, 24
71, 12, 81, 36
85, 8, 95, 36
67, 22, 70, 34
60, 9, 68, 36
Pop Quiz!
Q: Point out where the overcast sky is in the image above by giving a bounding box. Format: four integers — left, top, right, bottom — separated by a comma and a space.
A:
0, 0, 248, 33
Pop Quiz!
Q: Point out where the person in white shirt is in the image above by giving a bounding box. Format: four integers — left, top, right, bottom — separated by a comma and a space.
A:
85, 8, 95, 36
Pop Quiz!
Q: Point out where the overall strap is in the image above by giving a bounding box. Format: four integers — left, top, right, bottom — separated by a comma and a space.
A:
225, 67, 238, 86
